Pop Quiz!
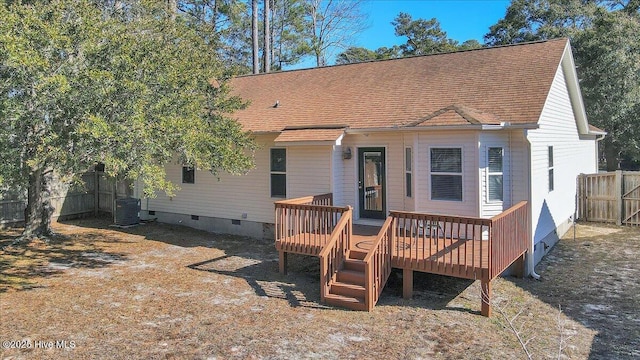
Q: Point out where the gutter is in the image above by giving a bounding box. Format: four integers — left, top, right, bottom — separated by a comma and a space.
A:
345, 123, 539, 134
248, 123, 540, 136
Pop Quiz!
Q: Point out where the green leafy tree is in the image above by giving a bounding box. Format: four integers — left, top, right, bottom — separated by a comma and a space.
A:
335, 47, 378, 64
270, 0, 309, 70
484, 0, 598, 45
577, 6, 640, 169
392, 12, 458, 55
335, 45, 401, 64
485, 0, 640, 170
0, 0, 255, 239
458, 39, 483, 50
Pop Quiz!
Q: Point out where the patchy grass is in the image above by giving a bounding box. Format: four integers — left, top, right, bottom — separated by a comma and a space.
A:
0, 218, 636, 359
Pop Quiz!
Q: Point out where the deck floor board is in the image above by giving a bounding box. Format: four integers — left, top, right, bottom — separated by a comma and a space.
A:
276, 225, 489, 280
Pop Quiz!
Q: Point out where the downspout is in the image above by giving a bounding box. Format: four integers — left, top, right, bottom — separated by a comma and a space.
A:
524, 129, 541, 280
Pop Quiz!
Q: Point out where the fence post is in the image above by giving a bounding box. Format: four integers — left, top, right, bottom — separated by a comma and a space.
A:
615, 170, 623, 226
94, 171, 99, 217
576, 174, 584, 221
112, 178, 117, 224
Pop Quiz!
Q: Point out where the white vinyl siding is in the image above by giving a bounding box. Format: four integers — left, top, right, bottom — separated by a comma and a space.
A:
287, 146, 332, 199
478, 131, 523, 218
331, 145, 344, 206
339, 132, 405, 218
527, 61, 597, 262
146, 134, 278, 224
145, 136, 333, 225
415, 131, 479, 217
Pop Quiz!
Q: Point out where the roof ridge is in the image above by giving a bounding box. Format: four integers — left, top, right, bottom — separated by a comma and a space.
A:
233, 38, 569, 79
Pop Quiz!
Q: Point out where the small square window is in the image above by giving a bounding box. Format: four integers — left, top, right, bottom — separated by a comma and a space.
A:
182, 166, 195, 184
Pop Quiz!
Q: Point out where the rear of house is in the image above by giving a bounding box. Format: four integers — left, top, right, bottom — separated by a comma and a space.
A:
139, 38, 602, 273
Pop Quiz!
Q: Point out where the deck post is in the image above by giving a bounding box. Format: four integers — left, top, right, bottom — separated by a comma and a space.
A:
481, 280, 491, 317
279, 251, 288, 275
514, 253, 526, 278
403, 268, 413, 299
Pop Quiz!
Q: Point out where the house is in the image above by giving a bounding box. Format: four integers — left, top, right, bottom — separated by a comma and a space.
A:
138, 38, 604, 314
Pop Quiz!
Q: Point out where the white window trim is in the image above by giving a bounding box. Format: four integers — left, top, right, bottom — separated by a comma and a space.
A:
486, 147, 504, 203
270, 148, 287, 198
429, 146, 464, 202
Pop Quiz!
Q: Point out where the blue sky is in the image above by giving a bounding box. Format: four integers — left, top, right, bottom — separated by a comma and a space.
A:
294, 0, 511, 68
357, 0, 511, 49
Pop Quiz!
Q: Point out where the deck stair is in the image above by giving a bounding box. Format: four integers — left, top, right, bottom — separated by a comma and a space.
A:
276, 193, 530, 316
323, 250, 369, 311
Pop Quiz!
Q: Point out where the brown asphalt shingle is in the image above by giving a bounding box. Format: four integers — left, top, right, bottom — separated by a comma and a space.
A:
274, 128, 346, 143
230, 39, 569, 133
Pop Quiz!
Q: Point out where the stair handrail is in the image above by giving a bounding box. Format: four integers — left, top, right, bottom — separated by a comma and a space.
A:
363, 215, 394, 311
318, 206, 352, 303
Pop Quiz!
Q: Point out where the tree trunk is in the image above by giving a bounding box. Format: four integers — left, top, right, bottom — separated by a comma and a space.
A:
167, 0, 177, 21
264, 0, 271, 73
252, 0, 259, 74
604, 140, 620, 171
23, 168, 54, 239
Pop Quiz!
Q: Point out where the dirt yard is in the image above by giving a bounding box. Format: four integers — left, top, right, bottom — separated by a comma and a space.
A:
0, 218, 638, 359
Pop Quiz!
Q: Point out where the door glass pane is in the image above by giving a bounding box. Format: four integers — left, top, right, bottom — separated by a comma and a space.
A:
363, 151, 383, 211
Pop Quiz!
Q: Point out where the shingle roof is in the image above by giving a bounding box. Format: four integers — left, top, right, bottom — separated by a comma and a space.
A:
230, 39, 569, 133
274, 128, 346, 143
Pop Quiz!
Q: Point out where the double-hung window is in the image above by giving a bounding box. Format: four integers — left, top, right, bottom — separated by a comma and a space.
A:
430, 148, 462, 201
270, 148, 286, 198
487, 147, 503, 202
548, 146, 554, 192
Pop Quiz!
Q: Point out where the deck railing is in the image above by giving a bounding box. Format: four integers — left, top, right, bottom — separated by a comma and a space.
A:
318, 207, 353, 302
274, 193, 529, 316
390, 210, 493, 279
489, 201, 529, 279
276, 193, 333, 206
363, 216, 393, 311
275, 193, 350, 256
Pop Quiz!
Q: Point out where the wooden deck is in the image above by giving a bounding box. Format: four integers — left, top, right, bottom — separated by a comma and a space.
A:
275, 194, 529, 316
277, 227, 490, 279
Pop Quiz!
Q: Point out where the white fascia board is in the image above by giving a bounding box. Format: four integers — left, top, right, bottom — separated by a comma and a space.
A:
561, 40, 590, 135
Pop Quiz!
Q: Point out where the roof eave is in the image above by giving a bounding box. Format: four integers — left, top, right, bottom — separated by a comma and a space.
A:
346, 123, 539, 133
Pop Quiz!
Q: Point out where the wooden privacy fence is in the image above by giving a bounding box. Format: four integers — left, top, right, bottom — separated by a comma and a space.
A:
577, 171, 640, 226
0, 171, 131, 227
